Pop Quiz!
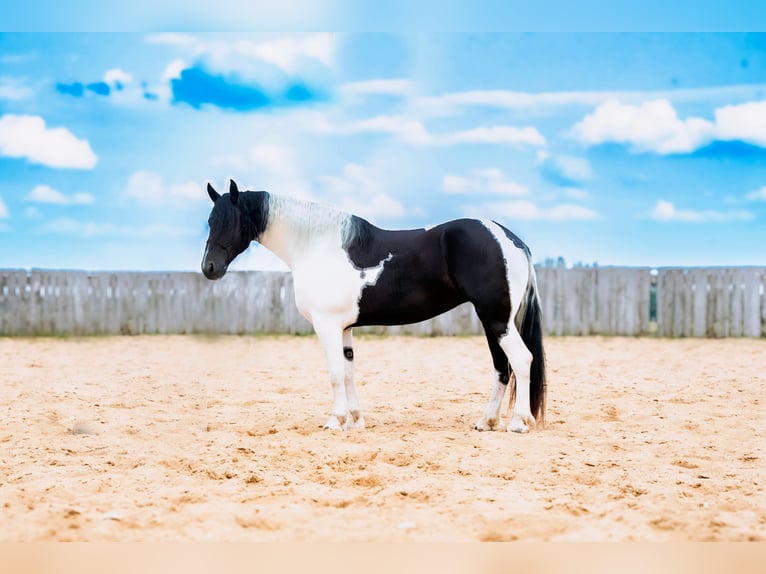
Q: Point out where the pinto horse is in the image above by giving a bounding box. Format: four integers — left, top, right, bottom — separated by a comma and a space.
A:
202, 180, 546, 433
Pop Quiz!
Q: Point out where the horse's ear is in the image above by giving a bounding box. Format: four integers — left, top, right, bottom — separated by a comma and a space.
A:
207, 183, 220, 203
229, 179, 239, 205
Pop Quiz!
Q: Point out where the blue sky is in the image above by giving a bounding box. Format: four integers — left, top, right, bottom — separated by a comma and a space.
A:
1, 32, 766, 271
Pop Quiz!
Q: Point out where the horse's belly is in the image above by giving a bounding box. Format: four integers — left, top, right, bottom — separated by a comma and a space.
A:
353, 282, 465, 327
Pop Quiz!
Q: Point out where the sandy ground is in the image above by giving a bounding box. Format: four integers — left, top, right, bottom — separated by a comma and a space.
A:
0, 335, 763, 542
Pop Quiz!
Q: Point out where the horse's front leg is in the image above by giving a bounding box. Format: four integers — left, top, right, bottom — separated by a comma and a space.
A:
343, 328, 364, 429
312, 315, 350, 430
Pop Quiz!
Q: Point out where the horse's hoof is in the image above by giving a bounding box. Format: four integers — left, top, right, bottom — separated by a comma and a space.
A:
475, 417, 499, 431
507, 413, 535, 433
323, 416, 345, 431
346, 415, 365, 430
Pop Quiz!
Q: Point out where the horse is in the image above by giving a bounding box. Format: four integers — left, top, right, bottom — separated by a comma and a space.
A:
201, 179, 546, 433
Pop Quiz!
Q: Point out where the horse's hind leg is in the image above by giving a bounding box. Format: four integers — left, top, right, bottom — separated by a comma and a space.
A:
475, 327, 511, 431
343, 328, 365, 429
499, 325, 535, 433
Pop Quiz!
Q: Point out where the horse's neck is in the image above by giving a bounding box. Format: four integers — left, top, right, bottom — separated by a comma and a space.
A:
258, 195, 350, 269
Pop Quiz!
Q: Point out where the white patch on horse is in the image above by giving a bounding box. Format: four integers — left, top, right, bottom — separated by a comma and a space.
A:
256, 195, 393, 429
474, 372, 508, 431
259, 195, 392, 326
478, 219, 536, 433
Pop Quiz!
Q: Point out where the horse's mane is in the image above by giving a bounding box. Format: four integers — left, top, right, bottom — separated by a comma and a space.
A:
266, 194, 372, 251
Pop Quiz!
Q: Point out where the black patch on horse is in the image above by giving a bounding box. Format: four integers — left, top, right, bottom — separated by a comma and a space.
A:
343, 346, 354, 361
345, 218, 512, 330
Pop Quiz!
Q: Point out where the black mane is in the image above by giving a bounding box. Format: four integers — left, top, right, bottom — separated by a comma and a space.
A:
239, 191, 271, 241
344, 214, 374, 251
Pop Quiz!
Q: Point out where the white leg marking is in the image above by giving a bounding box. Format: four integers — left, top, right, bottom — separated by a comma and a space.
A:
475, 373, 507, 431
500, 329, 535, 433
343, 329, 365, 429
478, 219, 537, 434
312, 315, 349, 431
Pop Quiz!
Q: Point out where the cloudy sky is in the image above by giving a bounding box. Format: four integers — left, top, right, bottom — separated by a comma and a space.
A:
1, 33, 765, 271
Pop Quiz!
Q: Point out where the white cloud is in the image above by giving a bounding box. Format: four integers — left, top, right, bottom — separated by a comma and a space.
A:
314, 114, 545, 147
251, 144, 298, 177
0, 77, 33, 101
248, 144, 314, 200
87, 68, 165, 108
235, 33, 336, 73
573, 99, 715, 154
28, 184, 94, 205
745, 186, 766, 202
412, 84, 766, 117
414, 89, 622, 117
0, 196, 8, 218
39, 217, 195, 238
124, 171, 205, 206
440, 125, 546, 146
148, 33, 336, 74
161, 59, 187, 82
539, 153, 592, 184
336, 193, 405, 219
340, 79, 415, 97
650, 200, 753, 223
442, 169, 528, 196
442, 174, 472, 194
314, 115, 431, 144
127, 59, 187, 104
714, 100, 766, 147
318, 162, 406, 219
464, 200, 598, 221
414, 89, 604, 116
573, 97, 766, 154
210, 154, 248, 171
211, 139, 314, 200
562, 187, 590, 200
124, 171, 164, 204
168, 182, 202, 200
0, 114, 97, 169
103, 68, 133, 86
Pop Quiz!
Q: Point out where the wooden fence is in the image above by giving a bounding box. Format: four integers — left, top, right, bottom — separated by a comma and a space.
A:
535, 266, 652, 336
0, 267, 764, 337
656, 267, 765, 337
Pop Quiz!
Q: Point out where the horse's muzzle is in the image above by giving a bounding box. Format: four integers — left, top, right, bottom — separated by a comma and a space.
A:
202, 260, 226, 280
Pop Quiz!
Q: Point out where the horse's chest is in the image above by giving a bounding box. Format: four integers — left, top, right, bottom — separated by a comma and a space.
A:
291, 250, 391, 325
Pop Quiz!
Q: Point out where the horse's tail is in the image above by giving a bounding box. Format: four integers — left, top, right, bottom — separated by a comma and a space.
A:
511, 257, 547, 425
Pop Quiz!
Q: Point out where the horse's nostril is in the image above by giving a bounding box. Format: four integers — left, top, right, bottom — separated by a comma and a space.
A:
205, 261, 215, 276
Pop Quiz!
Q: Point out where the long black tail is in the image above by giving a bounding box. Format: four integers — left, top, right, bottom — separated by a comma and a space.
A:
513, 263, 547, 425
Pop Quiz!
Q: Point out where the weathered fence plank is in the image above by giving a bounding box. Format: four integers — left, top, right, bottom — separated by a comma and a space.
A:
0, 267, 762, 337
743, 269, 761, 338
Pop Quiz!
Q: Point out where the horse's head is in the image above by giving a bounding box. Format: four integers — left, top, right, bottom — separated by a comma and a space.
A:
201, 179, 251, 280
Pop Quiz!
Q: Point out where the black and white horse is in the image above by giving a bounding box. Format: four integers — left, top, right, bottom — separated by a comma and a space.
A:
202, 180, 546, 433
